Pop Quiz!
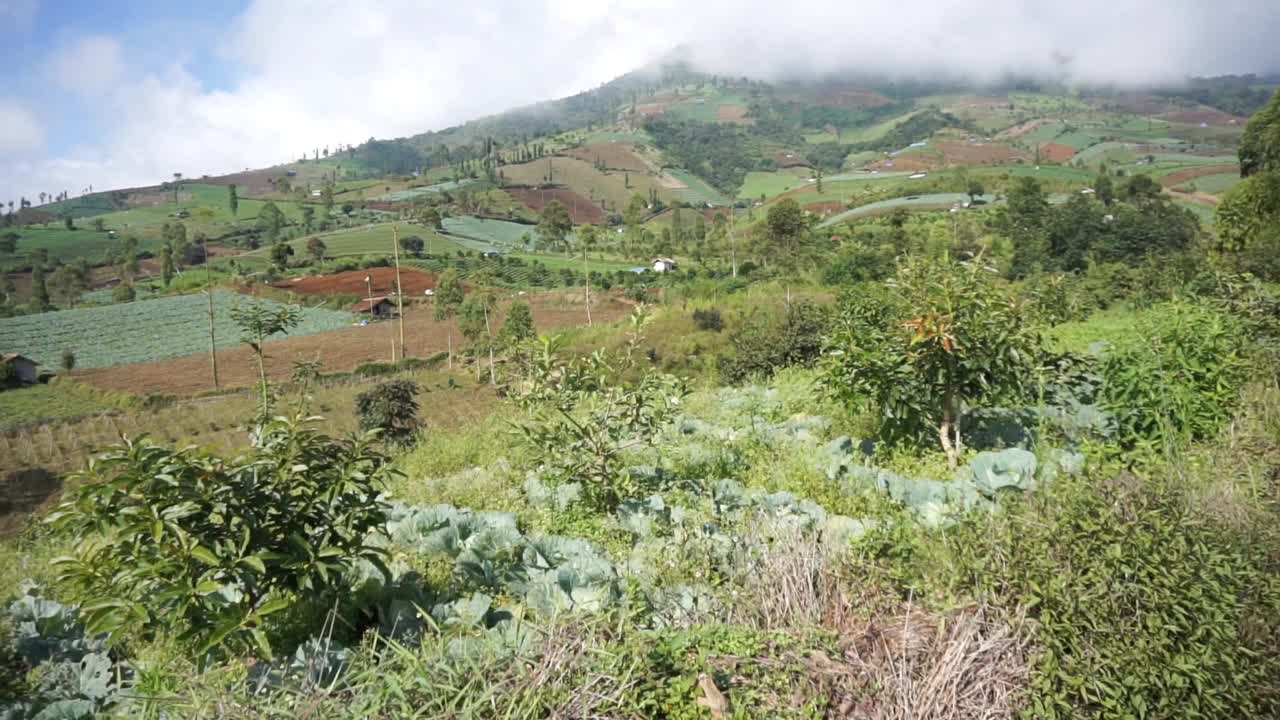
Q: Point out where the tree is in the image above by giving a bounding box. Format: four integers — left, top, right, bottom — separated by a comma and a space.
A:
230, 302, 301, 421
458, 293, 497, 384
999, 177, 1051, 277
624, 193, 648, 228
270, 241, 294, 271
693, 213, 706, 244
50, 263, 86, 307
1123, 174, 1163, 206
763, 199, 815, 282
91, 218, 106, 232
966, 179, 985, 203
501, 300, 536, 347
306, 236, 327, 263
63, 216, 74, 230
160, 241, 176, 286
420, 207, 442, 230
111, 283, 135, 304
258, 202, 286, 243
301, 205, 315, 232
537, 200, 572, 252
0, 231, 16, 254
399, 234, 425, 257
60, 348, 76, 375
341, 202, 354, 217
322, 183, 335, 214
1094, 172, 1115, 206
355, 380, 420, 446
30, 263, 51, 312
228, 184, 239, 217
433, 268, 465, 320
824, 256, 1043, 468
1239, 88, 1280, 177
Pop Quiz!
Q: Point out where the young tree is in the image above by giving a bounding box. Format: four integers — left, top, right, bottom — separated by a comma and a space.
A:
111, 283, 135, 304
0, 231, 17, 254
270, 241, 294, 271
1094, 172, 1115, 206
420, 207, 442, 230
458, 293, 497, 384
355, 380, 420, 446
306, 236, 327, 263
60, 348, 76, 375
160, 241, 176, 286
537, 200, 573, 252
258, 202, 286, 243
824, 256, 1043, 467
966, 179, 985, 203
321, 183, 335, 214
301, 205, 315, 232
399, 234, 425, 257
49, 263, 86, 307
501, 300, 536, 347
230, 302, 301, 421
91, 218, 106, 232
30, 263, 51, 312
433, 268, 465, 322
228, 184, 239, 217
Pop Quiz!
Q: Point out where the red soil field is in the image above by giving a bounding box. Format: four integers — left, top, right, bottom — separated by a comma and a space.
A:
505, 187, 605, 224
271, 267, 439, 296
716, 105, 753, 124
563, 143, 649, 172
803, 200, 846, 217
1040, 143, 1077, 163
1158, 164, 1240, 188
935, 141, 1026, 166
78, 293, 633, 396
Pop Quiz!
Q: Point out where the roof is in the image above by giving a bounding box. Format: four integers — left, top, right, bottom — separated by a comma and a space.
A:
653, 257, 677, 264
351, 297, 394, 313
2, 353, 38, 365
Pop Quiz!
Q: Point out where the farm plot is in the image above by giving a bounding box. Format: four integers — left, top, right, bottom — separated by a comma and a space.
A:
665, 169, 731, 206
78, 294, 633, 395
373, 179, 476, 202
442, 216, 539, 250
1178, 172, 1241, 194
0, 292, 352, 370
562, 143, 650, 172
272, 267, 439, 297
935, 141, 1026, 166
1157, 164, 1240, 188
818, 193, 994, 227
738, 170, 811, 199
504, 187, 605, 224
501, 157, 674, 211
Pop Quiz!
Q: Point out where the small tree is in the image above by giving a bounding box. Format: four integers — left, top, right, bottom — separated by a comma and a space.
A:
306, 236, 327, 263
825, 255, 1043, 467
967, 179, 985, 203
537, 200, 573, 252
111, 283, 135, 304
399, 234, 425, 257
270, 242, 294, 271
60, 349, 76, 375
228, 184, 239, 217
501, 300, 536, 347
355, 380, 420, 446
231, 302, 301, 422
433, 268, 464, 320
160, 241, 176, 286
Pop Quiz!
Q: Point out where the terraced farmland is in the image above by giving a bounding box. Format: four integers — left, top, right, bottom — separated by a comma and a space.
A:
0, 291, 353, 369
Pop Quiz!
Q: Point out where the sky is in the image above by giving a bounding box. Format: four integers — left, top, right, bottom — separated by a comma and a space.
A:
1, 0, 1278, 203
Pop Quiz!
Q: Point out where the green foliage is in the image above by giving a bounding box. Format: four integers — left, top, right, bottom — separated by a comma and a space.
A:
719, 300, 828, 384
230, 301, 301, 419
645, 118, 760, 193
109, 283, 134, 304
500, 301, 536, 347
355, 380, 420, 445
824, 256, 1042, 463
536, 201, 572, 252
1239, 87, 1280, 177
993, 474, 1280, 719
433, 268, 464, 320
46, 415, 393, 658
1099, 301, 1248, 446
691, 307, 722, 332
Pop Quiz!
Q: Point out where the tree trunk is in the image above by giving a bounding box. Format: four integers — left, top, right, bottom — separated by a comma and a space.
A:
483, 305, 496, 386
940, 394, 958, 469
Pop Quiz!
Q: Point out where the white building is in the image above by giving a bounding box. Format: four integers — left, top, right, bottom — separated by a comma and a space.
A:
652, 257, 677, 273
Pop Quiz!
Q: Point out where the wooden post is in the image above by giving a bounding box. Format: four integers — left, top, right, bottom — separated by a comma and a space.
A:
391, 225, 406, 360
447, 334, 453, 370
483, 303, 496, 386
204, 240, 219, 390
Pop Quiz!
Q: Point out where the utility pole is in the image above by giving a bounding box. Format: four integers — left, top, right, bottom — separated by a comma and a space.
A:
205, 240, 219, 390
391, 225, 406, 360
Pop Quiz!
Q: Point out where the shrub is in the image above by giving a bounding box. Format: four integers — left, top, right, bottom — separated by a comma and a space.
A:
691, 308, 723, 332
1100, 301, 1248, 446
718, 300, 828, 385
46, 415, 393, 658
355, 380, 420, 445
110, 284, 134, 303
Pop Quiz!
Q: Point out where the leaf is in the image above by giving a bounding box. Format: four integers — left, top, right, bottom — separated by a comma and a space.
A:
190, 546, 220, 566
255, 596, 292, 618
250, 627, 274, 660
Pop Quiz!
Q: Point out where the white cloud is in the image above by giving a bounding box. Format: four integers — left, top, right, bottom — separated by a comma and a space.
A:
0, 101, 45, 156
2, 0, 1278, 202
47, 35, 126, 97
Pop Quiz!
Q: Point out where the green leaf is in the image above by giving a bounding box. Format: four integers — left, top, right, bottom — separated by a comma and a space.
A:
190, 546, 220, 566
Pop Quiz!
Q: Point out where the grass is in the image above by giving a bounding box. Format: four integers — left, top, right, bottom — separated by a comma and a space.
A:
0, 381, 127, 430
501, 156, 672, 212
738, 170, 809, 200
665, 168, 731, 206
1177, 172, 1241, 194
818, 193, 994, 227
0, 291, 353, 369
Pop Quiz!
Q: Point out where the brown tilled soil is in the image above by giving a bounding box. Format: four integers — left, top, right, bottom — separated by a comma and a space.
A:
505, 188, 605, 224
563, 143, 649, 172
935, 141, 1027, 166
717, 104, 753, 124
1158, 108, 1244, 127
1039, 143, 1077, 163
271, 267, 439, 296
78, 293, 630, 396
1159, 164, 1240, 188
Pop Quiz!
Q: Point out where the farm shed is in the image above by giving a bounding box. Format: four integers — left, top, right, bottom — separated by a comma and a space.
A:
652, 257, 678, 273
351, 297, 397, 319
1, 354, 40, 385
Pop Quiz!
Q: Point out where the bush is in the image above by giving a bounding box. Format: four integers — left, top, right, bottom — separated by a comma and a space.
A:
46, 415, 393, 658
1100, 301, 1248, 446
691, 307, 723, 332
110, 284, 135, 303
355, 380, 420, 445
718, 300, 828, 385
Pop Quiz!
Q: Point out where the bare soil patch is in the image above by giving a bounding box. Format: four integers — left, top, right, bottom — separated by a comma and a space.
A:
716, 104, 753, 124
505, 187, 605, 224
1159, 164, 1240, 188
563, 143, 649, 172
936, 141, 1026, 166
271, 267, 439, 297
1039, 143, 1077, 163
774, 150, 812, 169
79, 293, 631, 396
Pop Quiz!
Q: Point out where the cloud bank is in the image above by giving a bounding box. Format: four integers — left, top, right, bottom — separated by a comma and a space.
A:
2, 0, 1278, 202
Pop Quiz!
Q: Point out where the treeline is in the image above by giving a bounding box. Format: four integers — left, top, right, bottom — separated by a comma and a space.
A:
1154, 74, 1280, 117
644, 118, 763, 193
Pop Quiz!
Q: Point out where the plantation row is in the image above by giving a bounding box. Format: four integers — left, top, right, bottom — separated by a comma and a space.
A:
0, 291, 352, 369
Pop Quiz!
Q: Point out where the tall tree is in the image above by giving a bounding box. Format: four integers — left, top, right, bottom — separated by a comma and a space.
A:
258, 202, 286, 243
1239, 88, 1280, 177
30, 263, 50, 312
537, 200, 572, 253
228, 184, 239, 217
1094, 172, 1115, 206
306, 236, 327, 263
160, 241, 176, 286
433, 268, 465, 320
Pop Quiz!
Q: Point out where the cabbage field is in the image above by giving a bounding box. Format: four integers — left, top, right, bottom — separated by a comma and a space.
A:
0, 291, 353, 369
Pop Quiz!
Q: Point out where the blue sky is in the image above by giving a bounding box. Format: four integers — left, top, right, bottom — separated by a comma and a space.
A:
0, 0, 1277, 204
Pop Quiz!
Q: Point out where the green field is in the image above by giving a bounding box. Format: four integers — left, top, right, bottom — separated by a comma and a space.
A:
818, 193, 994, 227
442, 216, 539, 251
1181, 172, 1242, 194
373, 179, 477, 202
666, 168, 731, 206
738, 171, 810, 199
0, 382, 124, 430
0, 291, 353, 369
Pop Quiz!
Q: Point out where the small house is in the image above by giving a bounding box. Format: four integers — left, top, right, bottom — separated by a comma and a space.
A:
652, 257, 677, 273
351, 297, 397, 319
2, 354, 40, 385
